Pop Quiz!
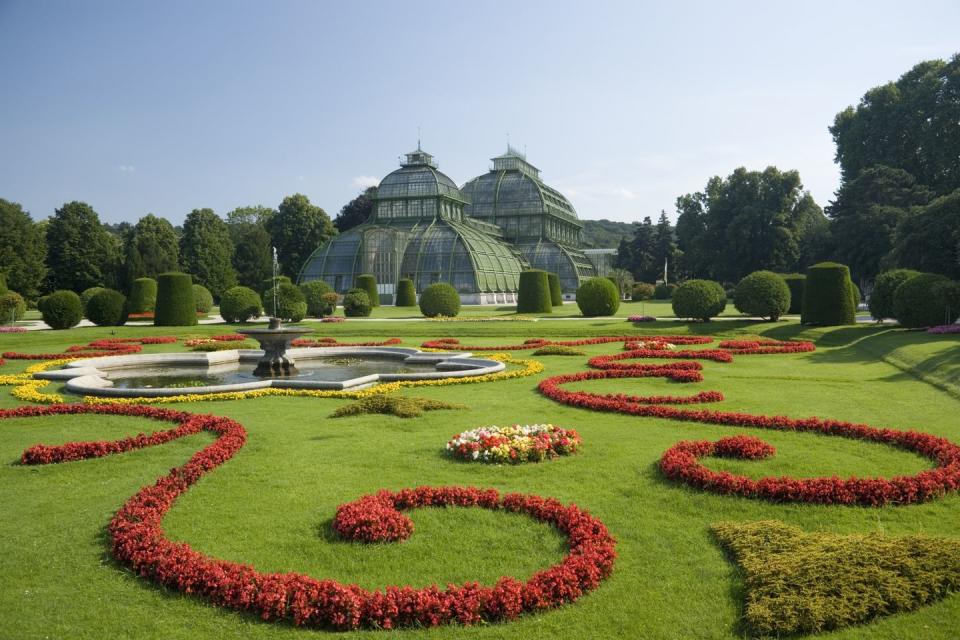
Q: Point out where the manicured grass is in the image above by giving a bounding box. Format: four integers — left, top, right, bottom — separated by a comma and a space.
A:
0, 322, 958, 638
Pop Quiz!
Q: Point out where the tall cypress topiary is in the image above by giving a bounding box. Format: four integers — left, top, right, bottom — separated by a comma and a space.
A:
154, 272, 197, 326
547, 272, 563, 306
355, 273, 379, 307
801, 263, 856, 326
128, 277, 157, 313
395, 278, 417, 307
517, 270, 553, 314
781, 274, 806, 315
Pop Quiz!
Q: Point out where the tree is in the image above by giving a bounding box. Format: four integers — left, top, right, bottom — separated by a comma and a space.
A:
334, 187, 376, 232
652, 210, 677, 282
230, 222, 273, 289
123, 214, 180, 284
616, 216, 657, 282
45, 201, 119, 292
0, 199, 46, 298
179, 208, 237, 298
830, 54, 960, 197
226, 205, 274, 227
890, 189, 960, 280
266, 194, 336, 278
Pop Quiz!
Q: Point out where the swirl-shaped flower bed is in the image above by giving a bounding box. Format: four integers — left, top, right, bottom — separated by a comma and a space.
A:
718, 339, 816, 354
446, 424, 582, 463
5, 404, 615, 630
291, 337, 403, 348
4, 336, 178, 360
421, 335, 713, 352
589, 348, 733, 367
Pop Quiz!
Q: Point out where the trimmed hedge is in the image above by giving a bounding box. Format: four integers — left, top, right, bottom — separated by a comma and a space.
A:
850, 280, 862, 308
355, 273, 380, 307
320, 292, 338, 316
154, 272, 198, 326
220, 286, 262, 323
733, 271, 790, 321
576, 277, 620, 317
41, 290, 83, 329
672, 279, 727, 322
870, 269, 921, 321
299, 280, 334, 317
343, 288, 373, 317
0, 291, 26, 322
128, 278, 157, 313
517, 270, 553, 314
893, 273, 960, 328
653, 283, 676, 299
631, 282, 655, 301
419, 283, 461, 317
264, 282, 307, 322
86, 289, 127, 326
193, 284, 214, 314
781, 274, 806, 315
801, 262, 856, 326
395, 278, 417, 307
547, 272, 563, 306
80, 287, 106, 313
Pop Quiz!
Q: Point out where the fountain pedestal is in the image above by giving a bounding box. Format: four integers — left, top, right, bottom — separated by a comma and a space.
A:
238, 318, 314, 378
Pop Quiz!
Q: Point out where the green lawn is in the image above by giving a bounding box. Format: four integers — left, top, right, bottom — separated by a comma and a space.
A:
0, 320, 957, 638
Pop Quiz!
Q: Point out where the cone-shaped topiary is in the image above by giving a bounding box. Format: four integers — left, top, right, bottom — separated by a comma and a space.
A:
355, 273, 379, 307
192, 284, 213, 314
220, 286, 262, 323
343, 288, 372, 317
672, 279, 727, 322
264, 282, 307, 321
870, 269, 921, 321
801, 262, 856, 326
419, 283, 460, 317
893, 273, 960, 328
395, 278, 417, 307
733, 271, 790, 321
299, 280, 334, 317
576, 277, 620, 317
41, 290, 83, 329
781, 274, 806, 314
86, 289, 127, 326
127, 277, 157, 313
154, 272, 197, 326
517, 270, 553, 314
547, 272, 563, 306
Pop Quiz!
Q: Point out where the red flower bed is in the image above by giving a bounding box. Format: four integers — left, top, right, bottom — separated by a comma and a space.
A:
421, 335, 713, 352
4, 336, 178, 360
588, 348, 733, 368
7, 404, 615, 630
211, 334, 247, 342
538, 368, 722, 404
718, 339, 816, 354
291, 337, 402, 348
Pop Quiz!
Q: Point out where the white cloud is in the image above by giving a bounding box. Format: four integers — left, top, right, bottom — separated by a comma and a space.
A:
353, 175, 380, 188
117, 164, 135, 172
613, 187, 636, 200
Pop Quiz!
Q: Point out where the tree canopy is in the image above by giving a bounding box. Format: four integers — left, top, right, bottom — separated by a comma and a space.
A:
122, 214, 180, 284
266, 194, 336, 278
178, 208, 237, 298
45, 201, 119, 292
0, 199, 46, 298
334, 187, 375, 233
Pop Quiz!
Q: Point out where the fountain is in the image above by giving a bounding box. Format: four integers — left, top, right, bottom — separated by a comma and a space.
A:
238, 317, 313, 377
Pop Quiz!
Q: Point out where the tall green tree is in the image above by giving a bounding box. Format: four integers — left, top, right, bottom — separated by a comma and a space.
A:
230, 222, 273, 289
890, 189, 960, 279
124, 214, 180, 280
266, 194, 336, 278
334, 187, 376, 232
179, 208, 237, 298
226, 205, 275, 227
45, 201, 119, 292
0, 199, 47, 298
652, 210, 677, 281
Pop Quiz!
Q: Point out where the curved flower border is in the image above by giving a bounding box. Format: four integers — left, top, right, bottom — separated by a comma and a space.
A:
421, 335, 713, 352
446, 424, 582, 463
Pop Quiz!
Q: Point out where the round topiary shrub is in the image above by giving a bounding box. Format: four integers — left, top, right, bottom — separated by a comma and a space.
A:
547, 272, 563, 306
261, 276, 292, 298
299, 280, 334, 317
395, 278, 417, 307
517, 270, 553, 314
631, 282, 655, 301
220, 286, 262, 323
193, 284, 214, 314
893, 273, 960, 328
576, 277, 620, 317
264, 282, 307, 321
41, 290, 83, 329
321, 292, 338, 316
869, 269, 921, 321
419, 283, 461, 318
343, 288, 372, 317
653, 283, 676, 299
781, 274, 806, 315
672, 279, 727, 322
154, 272, 198, 327
0, 291, 26, 322
80, 287, 106, 313
801, 262, 856, 326
128, 277, 157, 313
733, 271, 791, 321
355, 273, 380, 307
86, 289, 127, 326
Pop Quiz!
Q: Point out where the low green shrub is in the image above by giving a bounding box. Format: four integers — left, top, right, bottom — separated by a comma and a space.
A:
192, 284, 213, 314
576, 277, 620, 317
127, 277, 157, 313
299, 280, 334, 317
547, 272, 563, 306
893, 273, 960, 328
155, 272, 197, 326
733, 271, 790, 321
355, 273, 380, 307
672, 279, 726, 321
219, 286, 262, 323
532, 345, 586, 356
801, 262, 856, 326
395, 278, 417, 307
870, 269, 921, 321
41, 290, 83, 329
261, 276, 291, 298
80, 287, 106, 313
343, 288, 372, 317
264, 282, 307, 321
653, 283, 676, 299
781, 274, 806, 314
517, 270, 553, 314
86, 289, 127, 326
419, 283, 461, 318
320, 292, 338, 316
329, 395, 466, 419
0, 291, 27, 322
631, 282, 655, 301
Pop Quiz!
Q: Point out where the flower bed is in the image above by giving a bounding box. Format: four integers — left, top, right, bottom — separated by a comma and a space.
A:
589, 348, 734, 367
421, 335, 713, 352
291, 337, 402, 347
4, 336, 178, 360
4, 404, 615, 630
628, 315, 655, 323
717, 339, 816, 354
927, 324, 960, 334
320, 316, 345, 323
0, 326, 27, 333
446, 424, 582, 463
425, 315, 538, 322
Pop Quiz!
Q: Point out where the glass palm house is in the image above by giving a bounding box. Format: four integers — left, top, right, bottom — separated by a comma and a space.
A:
298, 147, 596, 304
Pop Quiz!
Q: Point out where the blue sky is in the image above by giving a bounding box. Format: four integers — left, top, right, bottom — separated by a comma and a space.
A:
1, 1, 957, 226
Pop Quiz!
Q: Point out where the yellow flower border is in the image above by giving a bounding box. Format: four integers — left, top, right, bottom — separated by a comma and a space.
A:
0, 359, 75, 404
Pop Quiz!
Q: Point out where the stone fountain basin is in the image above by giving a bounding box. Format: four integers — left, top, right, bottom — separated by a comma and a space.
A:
35, 347, 504, 398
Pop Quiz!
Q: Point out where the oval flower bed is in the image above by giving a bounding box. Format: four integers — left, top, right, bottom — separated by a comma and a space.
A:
446, 424, 582, 463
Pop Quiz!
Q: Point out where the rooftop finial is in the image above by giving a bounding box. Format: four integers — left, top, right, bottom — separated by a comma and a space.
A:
417, 125, 421, 151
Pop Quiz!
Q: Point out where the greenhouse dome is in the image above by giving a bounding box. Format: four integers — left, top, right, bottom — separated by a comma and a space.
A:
298, 148, 528, 304
461, 148, 596, 294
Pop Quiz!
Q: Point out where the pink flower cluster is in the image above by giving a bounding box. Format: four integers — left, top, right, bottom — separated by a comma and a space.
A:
628, 315, 656, 323
927, 324, 960, 334
0, 326, 27, 333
